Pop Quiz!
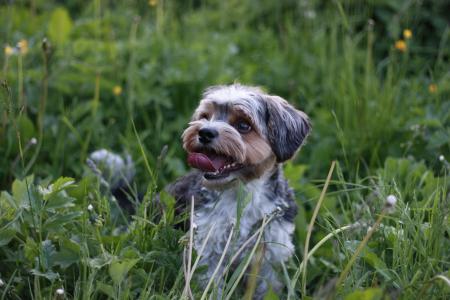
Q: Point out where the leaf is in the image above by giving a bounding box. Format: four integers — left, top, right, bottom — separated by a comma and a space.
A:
363, 252, 392, 282
12, 177, 33, 208
51, 177, 76, 192
344, 288, 383, 300
53, 238, 81, 268
43, 211, 82, 232
88, 253, 114, 269
0, 228, 16, 246
44, 193, 76, 210
109, 258, 140, 285
29, 269, 60, 281
263, 286, 280, 300
48, 7, 73, 46
96, 282, 115, 298
41, 239, 57, 270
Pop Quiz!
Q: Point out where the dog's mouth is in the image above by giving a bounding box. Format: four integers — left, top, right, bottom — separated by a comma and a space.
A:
187, 151, 243, 180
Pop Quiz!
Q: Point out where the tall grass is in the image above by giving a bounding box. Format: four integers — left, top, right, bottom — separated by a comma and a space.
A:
0, 0, 449, 299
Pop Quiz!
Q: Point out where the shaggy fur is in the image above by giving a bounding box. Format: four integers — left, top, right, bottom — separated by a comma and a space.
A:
168, 84, 310, 299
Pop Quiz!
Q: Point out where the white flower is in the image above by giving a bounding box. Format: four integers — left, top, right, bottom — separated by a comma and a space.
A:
87, 204, 94, 211
386, 195, 397, 207
0, 278, 4, 287
439, 155, 445, 162
56, 288, 64, 295
29, 137, 37, 145
192, 222, 198, 230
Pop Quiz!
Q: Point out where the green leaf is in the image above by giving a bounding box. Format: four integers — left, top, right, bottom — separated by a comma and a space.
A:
51, 177, 76, 192
53, 238, 81, 268
363, 252, 392, 281
0, 228, 16, 246
12, 177, 34, 208
48, 7, 73, 46
88, 253, 114, 269
29, 269, 60, 281
109, 258, 140, 285
41, 239, 57, 270
96, 282, 115, 298
344, 288, 383, 300
43, 211, 82, 231
263, 286, 280, 300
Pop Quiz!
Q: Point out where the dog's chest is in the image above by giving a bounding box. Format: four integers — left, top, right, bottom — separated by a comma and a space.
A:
193, 180, 277, 257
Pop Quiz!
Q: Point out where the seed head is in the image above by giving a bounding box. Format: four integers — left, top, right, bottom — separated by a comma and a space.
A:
386, 195, 397, 207
56, 288, 64, 295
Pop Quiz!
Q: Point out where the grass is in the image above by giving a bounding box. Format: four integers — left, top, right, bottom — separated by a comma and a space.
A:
0, 0, 449, 299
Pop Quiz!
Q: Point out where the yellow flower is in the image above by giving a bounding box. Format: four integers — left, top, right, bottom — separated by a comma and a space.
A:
394, 40, 407, 52
148, 0, 157, 6
403, 29, 412, 39
428, 83, 437, 94
17, 39, 28, 55
4, 45, 14, 56
113, 85, 123, 96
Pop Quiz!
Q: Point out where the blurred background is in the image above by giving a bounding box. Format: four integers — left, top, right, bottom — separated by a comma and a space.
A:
1, 0, 448, 188
0, 0, 449, 298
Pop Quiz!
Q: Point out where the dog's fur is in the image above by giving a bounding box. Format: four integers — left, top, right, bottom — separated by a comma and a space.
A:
168, 84, 310, 298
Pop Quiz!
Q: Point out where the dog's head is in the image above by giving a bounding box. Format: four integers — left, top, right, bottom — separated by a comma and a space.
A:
182, 84, 310, 188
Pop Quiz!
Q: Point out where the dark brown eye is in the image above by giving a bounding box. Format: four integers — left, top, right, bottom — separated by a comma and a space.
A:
199, 113, 209, 120
236, 121, 251, 133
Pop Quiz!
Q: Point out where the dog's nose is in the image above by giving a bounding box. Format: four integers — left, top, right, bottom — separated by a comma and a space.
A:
198, 127, 218, 144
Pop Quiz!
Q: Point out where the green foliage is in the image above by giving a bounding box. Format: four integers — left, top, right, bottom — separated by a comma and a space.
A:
0, 0, 449, 299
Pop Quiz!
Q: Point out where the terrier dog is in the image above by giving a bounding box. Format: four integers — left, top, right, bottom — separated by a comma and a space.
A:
168, 84, 311, 298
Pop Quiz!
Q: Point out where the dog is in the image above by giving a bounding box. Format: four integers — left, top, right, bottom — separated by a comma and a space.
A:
168, 84, 311, 298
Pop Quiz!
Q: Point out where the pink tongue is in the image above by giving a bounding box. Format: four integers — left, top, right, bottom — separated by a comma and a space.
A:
187, 153, 227, 172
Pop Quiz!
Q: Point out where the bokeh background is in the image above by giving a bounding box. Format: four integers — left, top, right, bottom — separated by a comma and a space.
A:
0, 0, 449, 299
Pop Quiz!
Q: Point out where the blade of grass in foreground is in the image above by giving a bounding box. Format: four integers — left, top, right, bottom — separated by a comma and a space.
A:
300, 161, 336, 296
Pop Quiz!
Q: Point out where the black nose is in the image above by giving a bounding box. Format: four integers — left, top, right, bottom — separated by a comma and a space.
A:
198, 127, 218, 144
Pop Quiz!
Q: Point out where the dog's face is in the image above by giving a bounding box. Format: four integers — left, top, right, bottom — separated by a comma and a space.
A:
182, 84, 310, 188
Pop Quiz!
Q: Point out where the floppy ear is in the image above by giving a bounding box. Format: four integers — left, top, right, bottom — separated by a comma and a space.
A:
264, 95, 311, 162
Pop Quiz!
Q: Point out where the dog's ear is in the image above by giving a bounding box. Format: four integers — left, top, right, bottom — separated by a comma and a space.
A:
264, 95, 311, 162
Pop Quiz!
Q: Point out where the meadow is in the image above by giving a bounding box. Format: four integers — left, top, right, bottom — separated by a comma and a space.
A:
0, 0, 449, 299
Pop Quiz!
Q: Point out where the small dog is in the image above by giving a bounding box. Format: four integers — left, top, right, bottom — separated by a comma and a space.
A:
168, 84, 310, 298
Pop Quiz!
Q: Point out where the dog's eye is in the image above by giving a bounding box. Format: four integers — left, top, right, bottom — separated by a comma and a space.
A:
236, 121, 251, 133
199, 113, 209, 120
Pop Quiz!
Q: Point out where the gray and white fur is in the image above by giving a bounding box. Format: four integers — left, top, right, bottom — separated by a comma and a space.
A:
169, 84, 310, 299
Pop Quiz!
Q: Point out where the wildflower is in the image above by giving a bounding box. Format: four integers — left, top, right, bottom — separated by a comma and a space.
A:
56, 288, 64, 295
403, 29, 412, 39
29, 137, 37, 145
439, 155, 445, 162
386, 195, 397, 207
112, 85, 122, 96
428, 83, 437, 94
87, 204, 94, 211
0, 278, 4, 287
148, 0, 157, 6
394, 40, 407, 52
17, 39, 28, 55
4, 45, 15, 56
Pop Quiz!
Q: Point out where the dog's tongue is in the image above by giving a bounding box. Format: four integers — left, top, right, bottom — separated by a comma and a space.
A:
187, 153, 227, 172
